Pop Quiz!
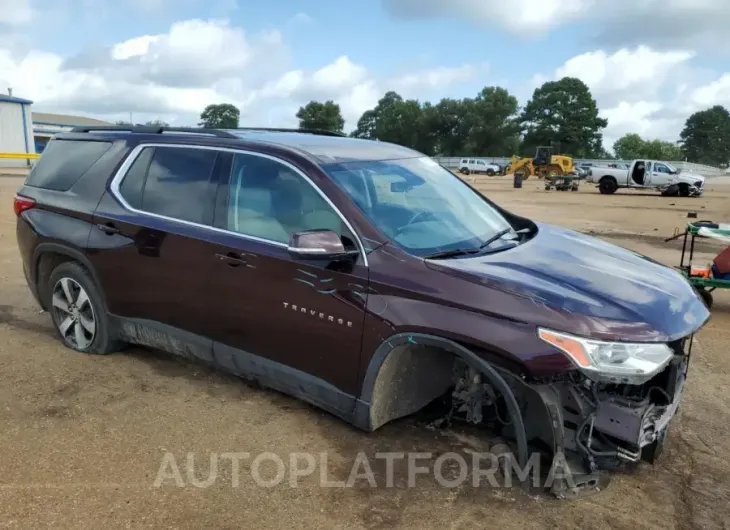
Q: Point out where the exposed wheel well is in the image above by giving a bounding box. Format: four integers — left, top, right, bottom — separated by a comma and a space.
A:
36, 252, 77, 310
34, 248, 106, 313
360, 334, 531, 470
368, 344, 454, 431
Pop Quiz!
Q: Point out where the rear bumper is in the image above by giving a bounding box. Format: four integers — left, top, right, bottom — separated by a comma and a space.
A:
22, 260, 43, 308
16, 216, 43, 308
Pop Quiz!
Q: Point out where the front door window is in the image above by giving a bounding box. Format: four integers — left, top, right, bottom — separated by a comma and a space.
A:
225, 153, 357, 249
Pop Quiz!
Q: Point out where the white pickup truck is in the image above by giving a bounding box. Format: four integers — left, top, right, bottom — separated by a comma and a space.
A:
587, 160, 705, 197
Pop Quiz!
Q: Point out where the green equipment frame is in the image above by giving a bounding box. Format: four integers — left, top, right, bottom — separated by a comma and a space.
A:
665, 221, 730, 309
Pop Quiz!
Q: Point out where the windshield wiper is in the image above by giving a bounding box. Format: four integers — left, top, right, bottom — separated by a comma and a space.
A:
478, 227, 514, 250
423, 248, 479, 260
424, 227, 529, 260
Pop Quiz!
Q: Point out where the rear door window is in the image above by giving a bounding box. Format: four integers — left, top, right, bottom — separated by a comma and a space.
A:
117, 146, 218, 225
119, 147, 154, 210
26, 139, 113, 191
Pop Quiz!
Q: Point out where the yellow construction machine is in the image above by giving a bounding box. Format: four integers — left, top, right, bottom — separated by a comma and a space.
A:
510, 146, 574, 180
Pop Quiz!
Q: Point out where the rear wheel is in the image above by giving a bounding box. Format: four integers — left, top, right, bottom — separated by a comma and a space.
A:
46, 262, 123, 354
599, 177, 618, 195
547, 165, 563, 178
460, 167, 470, 175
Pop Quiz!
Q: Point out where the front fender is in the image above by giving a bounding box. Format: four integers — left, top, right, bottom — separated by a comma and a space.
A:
353, 332, 530, 470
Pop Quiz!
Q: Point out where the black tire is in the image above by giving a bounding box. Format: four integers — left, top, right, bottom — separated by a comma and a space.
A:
695, 287, 713, 309
679, 184, 690, 197
599, 177, 618, 194
486, 169, 495, 176
515, 167, 530, 181
460, 167, 470, 175
46, 262, 124, 354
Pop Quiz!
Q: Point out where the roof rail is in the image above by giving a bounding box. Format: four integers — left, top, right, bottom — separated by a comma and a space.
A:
233, 127, 346, 138
68, 125, 240, 139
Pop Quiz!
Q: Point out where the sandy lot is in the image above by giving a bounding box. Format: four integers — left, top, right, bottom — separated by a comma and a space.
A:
1, 174, 729, 529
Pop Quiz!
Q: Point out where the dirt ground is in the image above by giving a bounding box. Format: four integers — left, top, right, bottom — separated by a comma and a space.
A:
1, 174, 729, 529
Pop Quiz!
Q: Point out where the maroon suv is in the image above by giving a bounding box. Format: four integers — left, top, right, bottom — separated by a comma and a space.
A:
15, 126, 710, 498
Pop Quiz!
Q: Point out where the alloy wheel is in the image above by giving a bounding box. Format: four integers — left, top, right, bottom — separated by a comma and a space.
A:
51, 277, 96, 350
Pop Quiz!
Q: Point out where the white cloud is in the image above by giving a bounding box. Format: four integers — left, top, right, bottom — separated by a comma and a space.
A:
383, 0, 730, 52
534, 46, 730, 148
287, 12, 313, 26
0, 0, 34, 25
0, 18, 479, 129
392, 64, 487, 94
383, 0, 589, 34
554, 47, 694, 105
690, 74, 730, 109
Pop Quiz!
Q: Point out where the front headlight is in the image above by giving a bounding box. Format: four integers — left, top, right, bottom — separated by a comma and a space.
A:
538, 328, 675, 385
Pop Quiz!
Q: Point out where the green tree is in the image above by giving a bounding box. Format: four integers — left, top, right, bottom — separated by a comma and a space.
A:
351, 92, 424, 150
613, 133, 646, 160
376, 96, 423, 148
680, 105, 730, 166
426, 98, 473, 156
644, 139, 683, 160
145, 120, 170, 127
463, 87, 522, 156
198, 103, 240, 128
295, 100, 345, 132
520, 77, 608, 157
351, 109, 377, 139
614, 133, 684, 160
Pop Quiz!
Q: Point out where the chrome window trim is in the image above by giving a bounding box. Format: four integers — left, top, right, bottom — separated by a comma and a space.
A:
108, 143, 369, 266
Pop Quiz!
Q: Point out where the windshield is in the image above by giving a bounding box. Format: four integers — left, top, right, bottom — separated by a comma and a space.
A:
665, 163, 678, 173
322, 156, 513, 257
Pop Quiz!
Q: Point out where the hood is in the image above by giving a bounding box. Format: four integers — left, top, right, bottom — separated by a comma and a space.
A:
426, 223, 710, 342
678, 171, 705, 184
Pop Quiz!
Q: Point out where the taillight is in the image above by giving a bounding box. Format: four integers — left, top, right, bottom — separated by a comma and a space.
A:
13, 195, 36, 217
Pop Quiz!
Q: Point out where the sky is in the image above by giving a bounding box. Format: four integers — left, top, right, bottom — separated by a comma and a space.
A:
0, 0, 729, 149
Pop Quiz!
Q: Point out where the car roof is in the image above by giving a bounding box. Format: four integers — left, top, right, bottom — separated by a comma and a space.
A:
56, 126, 423, 165
222, 129, 422, 164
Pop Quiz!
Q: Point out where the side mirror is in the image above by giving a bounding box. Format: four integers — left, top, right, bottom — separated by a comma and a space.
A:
287, 229, 351, 260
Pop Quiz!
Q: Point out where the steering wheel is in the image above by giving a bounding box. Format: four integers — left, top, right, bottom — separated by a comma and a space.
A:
394, 210, 433, 236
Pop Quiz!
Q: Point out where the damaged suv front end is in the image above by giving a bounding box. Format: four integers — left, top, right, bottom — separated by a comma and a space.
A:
530, 331, 695, 497
323, 155, 709, 499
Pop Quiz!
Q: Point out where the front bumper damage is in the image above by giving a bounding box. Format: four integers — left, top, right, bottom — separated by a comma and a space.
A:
528, 336, 693, 498
444, 336, 694, 499
661, 182, 704, 197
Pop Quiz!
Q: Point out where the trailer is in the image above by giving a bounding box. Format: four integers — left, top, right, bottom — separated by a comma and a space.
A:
665, 221, 730, 309
544, 174, 580, 191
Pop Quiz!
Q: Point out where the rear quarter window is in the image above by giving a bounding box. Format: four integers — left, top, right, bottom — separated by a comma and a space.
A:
25, 139, 113, 191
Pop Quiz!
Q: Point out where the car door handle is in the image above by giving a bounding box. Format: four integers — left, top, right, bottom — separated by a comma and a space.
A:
215, 252, 247, 267
96, 223, 120, 235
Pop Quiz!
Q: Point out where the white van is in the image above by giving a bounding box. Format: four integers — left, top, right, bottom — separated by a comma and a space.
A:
459, 159, 501, 176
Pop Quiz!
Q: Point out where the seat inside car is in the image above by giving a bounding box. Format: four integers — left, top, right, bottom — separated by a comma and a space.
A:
229, 160, 290, 243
